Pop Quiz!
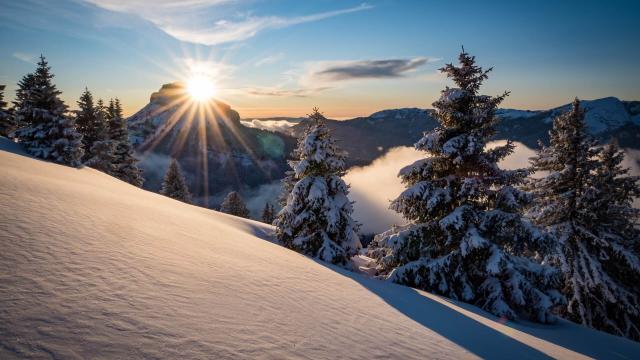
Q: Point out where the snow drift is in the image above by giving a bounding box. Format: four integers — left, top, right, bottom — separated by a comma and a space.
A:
1, 138, 639, 359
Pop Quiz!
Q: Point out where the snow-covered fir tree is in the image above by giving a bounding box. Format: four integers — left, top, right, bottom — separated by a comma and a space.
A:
591, 140, 640, 252
274, 108, 361, 265
261, 202, 276, 224
529, 101, 640, 340
84, 99, 117, 174
13, 56, 83, 166
367, 50, 562, 322
220, 191, 250, 218
277, 169, 296, 207
0, 84, 16, 137
590, 141, 640, 339
75, 88, 99, 161
108, 98, 144, 186
11, 73, 36, 134
160, 159, 192, 203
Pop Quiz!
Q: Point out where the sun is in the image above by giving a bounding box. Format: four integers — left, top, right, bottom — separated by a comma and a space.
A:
186, 75, 216, 102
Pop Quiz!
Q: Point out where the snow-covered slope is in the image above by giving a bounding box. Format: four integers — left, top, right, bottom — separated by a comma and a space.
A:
1, 139, 639, 359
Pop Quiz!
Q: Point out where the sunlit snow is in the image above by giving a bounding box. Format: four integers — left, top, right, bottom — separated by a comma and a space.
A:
1, 138, 639, 359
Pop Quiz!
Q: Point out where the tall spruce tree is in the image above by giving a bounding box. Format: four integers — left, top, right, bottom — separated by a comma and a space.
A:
0, 84, 16, 137
220, 191, 250, 218
13, 56, 83, 166
160, 159, 192, 203
529, 102, 640, 340
367, 50, 562, 322
278, 170, 296, 207
591, 142, 640, 340
274, 108, 361, 265
591, 141, 640, 251
85, 99, 117, 174
75, 87, 98, 160
12, 73, 36, 132
108, 98, 144, 186
261, 202, 276, 224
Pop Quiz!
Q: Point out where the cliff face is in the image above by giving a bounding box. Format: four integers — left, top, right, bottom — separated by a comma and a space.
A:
127, 83, 296, 204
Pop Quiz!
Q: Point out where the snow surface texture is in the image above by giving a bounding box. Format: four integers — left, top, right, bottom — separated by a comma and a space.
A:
1, 138, 639, 359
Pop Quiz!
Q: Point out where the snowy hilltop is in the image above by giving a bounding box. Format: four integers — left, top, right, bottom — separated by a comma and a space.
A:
2, 137, 640, 359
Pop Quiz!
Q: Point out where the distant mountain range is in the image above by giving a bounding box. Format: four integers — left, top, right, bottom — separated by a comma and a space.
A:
128, 84, 640, 206
251, 97, 640, 166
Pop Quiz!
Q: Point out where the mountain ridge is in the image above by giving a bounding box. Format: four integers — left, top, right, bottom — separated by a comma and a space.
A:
127, 89, 640, 206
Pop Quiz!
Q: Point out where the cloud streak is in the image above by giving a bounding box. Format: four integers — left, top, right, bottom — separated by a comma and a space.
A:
254, 53, 285, 67
12, 52, 36, 64
245, 86, 331, 98
82, 1, 372, 46
311, 58, 431, 82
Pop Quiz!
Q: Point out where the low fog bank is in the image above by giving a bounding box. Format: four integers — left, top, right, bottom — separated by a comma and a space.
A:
344, 147, 422, 234
345, 142, 639, 234
214, 141, 542, 229
240, 119, 299, 133
148, 141, 638, 229
344, 141, 592, 234
243, 180, 282, 218
194, 180, 282, 220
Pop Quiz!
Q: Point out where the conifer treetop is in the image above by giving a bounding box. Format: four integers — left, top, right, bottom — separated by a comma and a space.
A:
368, 50, 561, 323
290, 108, 346, 179
12, 55, 83, 166
275, 107, 360, 265
220, 191, 250, 218
161, 159, 191, 203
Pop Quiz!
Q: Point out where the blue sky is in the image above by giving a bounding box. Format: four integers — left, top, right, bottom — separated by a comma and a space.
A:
1, 0, 639, 118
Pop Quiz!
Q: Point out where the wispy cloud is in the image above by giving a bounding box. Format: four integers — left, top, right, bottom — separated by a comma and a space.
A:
12, 52, 36, 64
81, 1, 372, 46
244, 86, 331, 98
82, 0, 232, 12
310, 58, 433, 82
254, 53, 285, 67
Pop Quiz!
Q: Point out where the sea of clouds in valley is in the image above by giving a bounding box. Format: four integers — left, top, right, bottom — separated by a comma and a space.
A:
345, 142, 640, 233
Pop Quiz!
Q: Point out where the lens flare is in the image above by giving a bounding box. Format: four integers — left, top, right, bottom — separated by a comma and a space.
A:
138, 54, 269, 207
187, 75, 216, 102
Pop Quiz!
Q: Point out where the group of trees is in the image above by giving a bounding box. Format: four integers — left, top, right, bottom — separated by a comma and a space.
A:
273, 51, 640, 342
75, 88, 144, 186
3, 53, 637, 341
0, 56, 143, 186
